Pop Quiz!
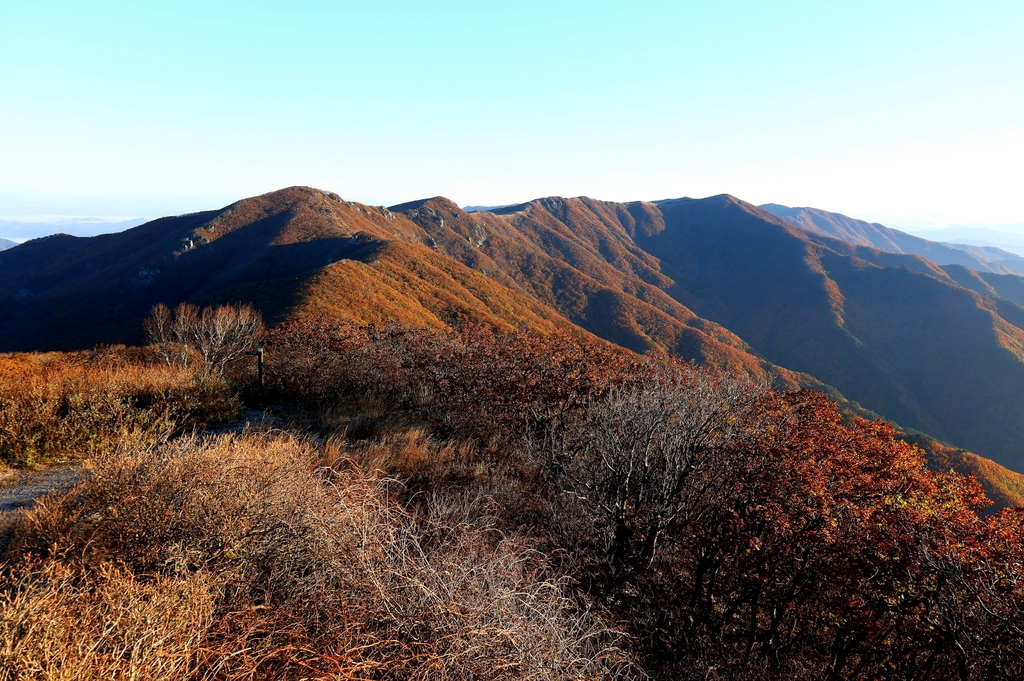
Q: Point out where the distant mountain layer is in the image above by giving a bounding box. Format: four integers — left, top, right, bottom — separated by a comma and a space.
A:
761, 204, 1024, 274
0, 238, 15, 251
0, 218, 147, 241
912, 226, 1024, 258
6, 187, 1024, 493
462, 204, 514, 212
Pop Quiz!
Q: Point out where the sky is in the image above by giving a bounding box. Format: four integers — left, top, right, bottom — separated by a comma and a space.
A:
1, 0, 1022, 226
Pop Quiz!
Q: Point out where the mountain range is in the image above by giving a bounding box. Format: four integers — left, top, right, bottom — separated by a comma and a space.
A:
0, 239, 15, 251
761, 204, 1024, 274
4, 186, 1024, 505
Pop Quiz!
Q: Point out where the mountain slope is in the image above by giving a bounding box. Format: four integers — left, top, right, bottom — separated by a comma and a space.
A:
421, 194, 1024, 472
293, 240, 579, 333
389, 196, 804, 383
649, 199, 1024, 471
0, 187, 807, 390
6, 186, 1024, 481
762, 203, 1024, 274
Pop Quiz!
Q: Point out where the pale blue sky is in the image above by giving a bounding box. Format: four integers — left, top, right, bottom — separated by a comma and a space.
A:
1, 1, 1021, 224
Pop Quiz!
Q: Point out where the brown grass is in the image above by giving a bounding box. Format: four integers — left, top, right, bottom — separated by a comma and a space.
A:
0, 563, 216, 681
1, 430, 636, 680
0, 350, 238, 466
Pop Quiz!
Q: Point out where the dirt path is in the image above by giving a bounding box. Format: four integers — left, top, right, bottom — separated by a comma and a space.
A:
0, 466, 80, 513
0, 466, 81, 551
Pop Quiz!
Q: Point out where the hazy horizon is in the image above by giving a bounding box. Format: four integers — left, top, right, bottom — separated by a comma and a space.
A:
5, 189, 1024, 246
2, 1, 1022, 228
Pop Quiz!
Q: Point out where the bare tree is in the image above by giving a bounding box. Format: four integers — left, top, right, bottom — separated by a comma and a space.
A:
534, 366, 767, 586
193, 304, 264, 374
144, 302, 264, 373
143, 303, 194, 368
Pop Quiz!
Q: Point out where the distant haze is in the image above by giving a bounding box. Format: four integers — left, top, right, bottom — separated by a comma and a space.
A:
0, 218, 149, 242
892, 224, 1024, 258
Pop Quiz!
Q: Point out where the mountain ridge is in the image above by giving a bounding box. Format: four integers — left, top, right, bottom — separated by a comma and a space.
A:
761, 203, 1024, 274
440, 193, 1024, 472
5, 186, 1024, 488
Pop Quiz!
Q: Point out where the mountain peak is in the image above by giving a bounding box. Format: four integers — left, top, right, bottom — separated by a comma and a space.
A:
252, 185, 345, 204
389, 196, 465, 217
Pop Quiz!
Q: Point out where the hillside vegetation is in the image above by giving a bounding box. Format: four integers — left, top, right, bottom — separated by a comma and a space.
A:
5, 186, 1024, 473
0, 349, 236, 465
3, 317, 1024, 679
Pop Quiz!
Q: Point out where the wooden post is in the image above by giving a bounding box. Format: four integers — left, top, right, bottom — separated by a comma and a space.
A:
257, 347, 264, 389
247, 348, 264, 390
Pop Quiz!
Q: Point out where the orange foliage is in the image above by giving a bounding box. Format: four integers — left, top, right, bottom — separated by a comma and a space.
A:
255, 316, 1024, 679
0, 349, 237, 465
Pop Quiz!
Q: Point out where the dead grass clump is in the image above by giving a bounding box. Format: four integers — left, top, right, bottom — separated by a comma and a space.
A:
0, 562, 215, 681
343, 426, 479, 481
0, 352, 238, 466
12, 433, 311, 578
3, 431, 636, 680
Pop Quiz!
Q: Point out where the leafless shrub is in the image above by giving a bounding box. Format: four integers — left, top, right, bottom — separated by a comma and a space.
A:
533, 365, 768, 585
144, 302, 264, 374
4, 431, 639, 680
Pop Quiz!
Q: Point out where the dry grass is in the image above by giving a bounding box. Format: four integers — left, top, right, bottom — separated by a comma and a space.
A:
1, 430, 636, 680
0, 351, 238, 466
0, 563, 216, 681
334, 425, 483, 482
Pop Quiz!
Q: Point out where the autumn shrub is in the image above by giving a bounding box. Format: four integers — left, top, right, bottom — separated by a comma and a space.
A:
254, 316, 1024, 678
0, 350, 237, 466
542, 385, 1024, 679
257, 316, 650, 444
3, 431, 637, 680
12, 317, 1018, 679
